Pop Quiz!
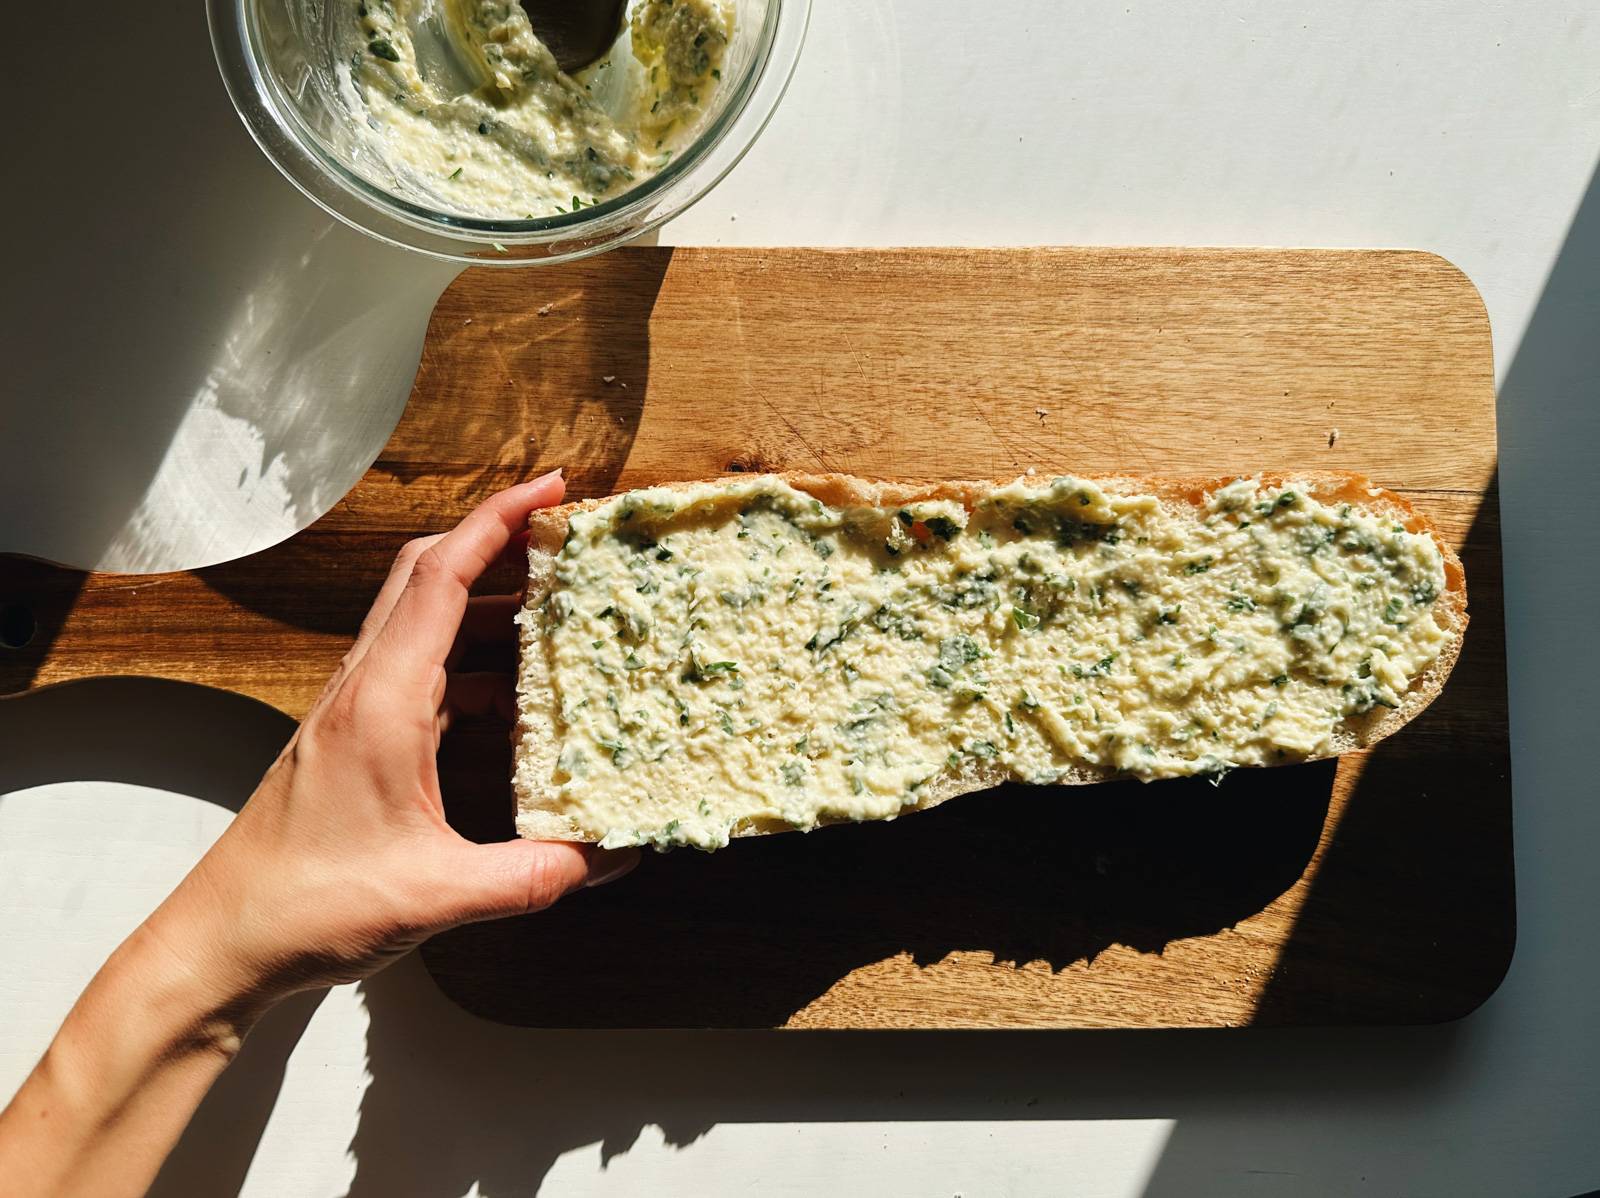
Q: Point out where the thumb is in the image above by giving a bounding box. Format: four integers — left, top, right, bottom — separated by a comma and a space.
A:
437, 840, 640, 927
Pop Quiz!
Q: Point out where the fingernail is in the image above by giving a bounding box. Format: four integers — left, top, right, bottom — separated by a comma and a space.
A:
584, 847, 639, 889
532, 467, 564, 484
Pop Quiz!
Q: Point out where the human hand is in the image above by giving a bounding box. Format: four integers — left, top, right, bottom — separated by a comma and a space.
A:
145, 470, 638, 1027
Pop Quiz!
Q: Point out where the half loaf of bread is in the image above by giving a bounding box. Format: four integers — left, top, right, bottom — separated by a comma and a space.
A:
514, 472, 1465, 849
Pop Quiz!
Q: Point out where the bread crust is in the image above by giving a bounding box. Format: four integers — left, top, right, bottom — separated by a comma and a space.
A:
514, 472, 1467, 842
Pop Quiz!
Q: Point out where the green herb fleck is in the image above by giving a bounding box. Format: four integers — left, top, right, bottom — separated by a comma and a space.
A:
806, 614, 861, 654
1071, 654, 1117, 679
938, 635, 982, 671
684, 656, 739, 683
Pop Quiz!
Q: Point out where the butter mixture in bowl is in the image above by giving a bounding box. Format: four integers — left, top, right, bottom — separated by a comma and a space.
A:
209, 0, 808, 261
347, 0, 734, 218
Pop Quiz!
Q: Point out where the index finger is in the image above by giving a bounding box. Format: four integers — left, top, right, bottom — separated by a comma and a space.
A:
367, 470, 566, 679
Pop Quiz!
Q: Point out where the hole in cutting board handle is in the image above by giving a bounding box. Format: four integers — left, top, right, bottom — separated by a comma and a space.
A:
0, 603, 36, 650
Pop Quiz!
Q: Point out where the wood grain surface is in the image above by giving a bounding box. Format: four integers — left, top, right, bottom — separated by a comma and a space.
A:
0, 247, 1512, 1028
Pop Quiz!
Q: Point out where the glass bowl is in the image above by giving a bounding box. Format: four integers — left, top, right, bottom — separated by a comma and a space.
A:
208, 0, 809, 264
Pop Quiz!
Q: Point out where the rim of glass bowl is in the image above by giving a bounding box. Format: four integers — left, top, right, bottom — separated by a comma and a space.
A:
207, 0, 809, 265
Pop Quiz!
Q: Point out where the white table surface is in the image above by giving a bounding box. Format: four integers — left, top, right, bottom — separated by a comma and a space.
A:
3, 2, 1598, 1194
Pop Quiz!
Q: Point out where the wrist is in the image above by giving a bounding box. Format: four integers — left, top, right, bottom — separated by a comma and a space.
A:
133, 868, 288, 1050
0, 913, 254, 1195
112, 919, 259, 1059
35, 918, 254, 1118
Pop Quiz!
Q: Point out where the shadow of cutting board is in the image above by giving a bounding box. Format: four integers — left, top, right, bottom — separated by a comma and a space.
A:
0, 248, 1511, 1028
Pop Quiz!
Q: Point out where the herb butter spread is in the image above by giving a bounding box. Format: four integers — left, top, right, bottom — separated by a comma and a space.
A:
518, 476, 1452, 850
346, 0, 732, 218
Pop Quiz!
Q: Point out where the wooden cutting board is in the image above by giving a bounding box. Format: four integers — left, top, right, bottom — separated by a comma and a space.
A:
0, 247, 1512, 1028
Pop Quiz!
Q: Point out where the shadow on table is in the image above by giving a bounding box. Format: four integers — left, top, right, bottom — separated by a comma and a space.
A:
0, 677, 322, 1198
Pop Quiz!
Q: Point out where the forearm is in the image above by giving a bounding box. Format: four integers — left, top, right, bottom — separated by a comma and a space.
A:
0, 918, 252, 1198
